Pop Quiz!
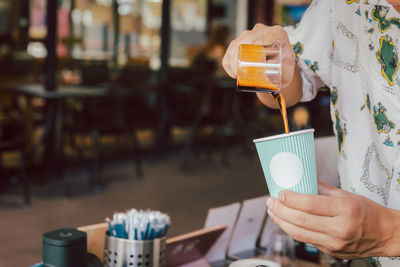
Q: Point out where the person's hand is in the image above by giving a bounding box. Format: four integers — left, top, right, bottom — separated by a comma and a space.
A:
266, 181, 399, 259
222, 23, 296, 88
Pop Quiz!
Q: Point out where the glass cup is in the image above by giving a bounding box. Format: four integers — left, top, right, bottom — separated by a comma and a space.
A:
237, 41, 281, 93
267, 228, 296, 267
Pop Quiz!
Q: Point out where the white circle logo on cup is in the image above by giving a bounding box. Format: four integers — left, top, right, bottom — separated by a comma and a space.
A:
269, 152, 303, 188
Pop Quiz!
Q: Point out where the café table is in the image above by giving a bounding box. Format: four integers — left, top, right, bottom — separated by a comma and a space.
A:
223, 251, 324, 267
1, 83, 110, 196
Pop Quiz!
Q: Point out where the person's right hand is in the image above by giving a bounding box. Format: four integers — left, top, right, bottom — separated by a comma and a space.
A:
222, 24, 296, 89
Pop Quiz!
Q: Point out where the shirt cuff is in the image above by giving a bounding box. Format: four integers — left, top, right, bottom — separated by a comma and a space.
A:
298, 60, 317, 102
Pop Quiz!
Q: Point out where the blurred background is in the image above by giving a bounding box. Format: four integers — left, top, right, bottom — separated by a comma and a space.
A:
0, 0, 333, 266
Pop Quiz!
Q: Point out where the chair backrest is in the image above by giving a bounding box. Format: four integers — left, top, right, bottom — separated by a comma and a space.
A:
165, 67, 206, 126
80, 61, 110, 86
0, 93, 25, 146
314, 136, 339, 187
117, 65, 155, 90
116, 65, 159, 128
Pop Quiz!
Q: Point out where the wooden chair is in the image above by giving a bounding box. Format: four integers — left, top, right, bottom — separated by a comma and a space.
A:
0, 93, 30, 205
78, 222, 108, 262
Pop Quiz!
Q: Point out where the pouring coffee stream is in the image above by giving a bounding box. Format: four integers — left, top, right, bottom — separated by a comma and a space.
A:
272, 91, 289, 134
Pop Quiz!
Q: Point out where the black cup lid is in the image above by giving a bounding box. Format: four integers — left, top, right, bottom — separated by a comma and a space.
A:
43, 228, 87, 247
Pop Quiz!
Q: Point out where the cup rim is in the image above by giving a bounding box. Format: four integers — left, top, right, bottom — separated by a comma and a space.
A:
253, 128, 315, 143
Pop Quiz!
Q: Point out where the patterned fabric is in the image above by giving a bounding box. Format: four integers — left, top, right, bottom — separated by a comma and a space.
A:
285, 1, 400, 266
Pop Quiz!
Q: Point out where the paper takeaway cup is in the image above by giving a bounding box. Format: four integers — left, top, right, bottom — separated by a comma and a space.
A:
253, 129, 318, 198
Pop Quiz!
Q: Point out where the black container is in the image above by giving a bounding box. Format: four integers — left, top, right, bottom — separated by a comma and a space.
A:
43, 228, 87, 267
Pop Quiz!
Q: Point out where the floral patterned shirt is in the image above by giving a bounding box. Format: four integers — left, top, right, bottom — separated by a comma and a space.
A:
285, 0, 400, 265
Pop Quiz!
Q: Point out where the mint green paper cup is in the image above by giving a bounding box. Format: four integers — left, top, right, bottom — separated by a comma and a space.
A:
253, 129, 318, 198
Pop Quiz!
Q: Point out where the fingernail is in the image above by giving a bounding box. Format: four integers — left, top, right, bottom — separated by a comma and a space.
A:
279, 191, 285, 202
266, 197, 273, 210
267, 208, 274, 219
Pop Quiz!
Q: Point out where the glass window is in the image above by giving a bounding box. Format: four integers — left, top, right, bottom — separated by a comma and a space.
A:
117, 0, 162, 69
29, 0, 47, 41
0, 0, 11, 36
169, 0, 207, 67
71, 0, 113, 60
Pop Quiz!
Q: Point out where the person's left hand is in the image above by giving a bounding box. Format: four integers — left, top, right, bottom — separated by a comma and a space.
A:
266, 181, 398, 259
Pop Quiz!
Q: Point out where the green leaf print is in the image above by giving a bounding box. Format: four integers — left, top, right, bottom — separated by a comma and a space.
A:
373, 102, 396, 133
372, 6, 400, 32
366, 93, 371, 112
335, 110, 346, 154
376, 36, 399, 85
330, 86, 338, 106
293, 42, 304, 57
304, 59, 319, 73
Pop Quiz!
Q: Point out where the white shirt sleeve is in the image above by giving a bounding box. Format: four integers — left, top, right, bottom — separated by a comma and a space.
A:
284, 0, 334, 102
